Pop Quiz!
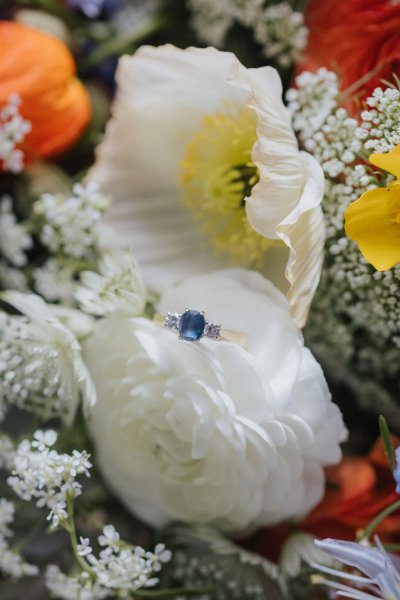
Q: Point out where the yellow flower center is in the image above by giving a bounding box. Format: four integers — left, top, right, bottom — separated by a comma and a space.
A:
180, 105, 274, 266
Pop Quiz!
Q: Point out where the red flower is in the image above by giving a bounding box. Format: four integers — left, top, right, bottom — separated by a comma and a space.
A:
301, 438, 400, 541
255, 438, 400, 561
297, 0, 400, 99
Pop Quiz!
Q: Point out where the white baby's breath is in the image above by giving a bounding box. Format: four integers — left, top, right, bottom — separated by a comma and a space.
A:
33, 182, 109, 259
356, 87, 400, 154
0, 95, 31, 174
0, 196, 32, 267
254, 3, 308, 68
0, 261, 28, 291
0, 435, 15, 470
287, 69, 340, 135
289, 70, 400, 424
188, 0, 263, 46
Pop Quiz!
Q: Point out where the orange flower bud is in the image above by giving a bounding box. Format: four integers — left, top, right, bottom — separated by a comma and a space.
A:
0, 21, 91, 163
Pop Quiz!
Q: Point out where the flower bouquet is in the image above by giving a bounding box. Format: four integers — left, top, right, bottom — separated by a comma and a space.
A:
1, 1, 400, 599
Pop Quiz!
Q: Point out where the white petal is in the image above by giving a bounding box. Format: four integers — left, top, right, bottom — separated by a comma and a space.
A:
235, 63, 325, 327
89, 45, 246, 290
277, 152, 325, 327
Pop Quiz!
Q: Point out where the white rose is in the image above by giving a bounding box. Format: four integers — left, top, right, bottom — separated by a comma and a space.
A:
88, 45, 325, 327
84, 270, 346, 532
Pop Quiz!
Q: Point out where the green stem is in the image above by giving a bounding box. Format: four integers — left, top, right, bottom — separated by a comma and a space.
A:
66, 493, 94, 575
80, 16, 167, 73
13, 513, 47, 553
29, 0, 78, 26
133, 586, 215, 598
383, 543, 400, 551
357, 499, 400, 542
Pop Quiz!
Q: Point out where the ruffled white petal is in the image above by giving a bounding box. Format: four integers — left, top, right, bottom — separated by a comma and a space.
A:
276, 152, 325, 327
85, 269, 345, 531
233, 65, 325, 327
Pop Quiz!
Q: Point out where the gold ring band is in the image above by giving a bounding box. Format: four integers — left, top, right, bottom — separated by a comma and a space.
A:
154, 310, 247, 349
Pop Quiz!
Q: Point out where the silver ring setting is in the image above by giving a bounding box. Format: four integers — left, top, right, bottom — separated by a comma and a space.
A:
164, 309, 221, 342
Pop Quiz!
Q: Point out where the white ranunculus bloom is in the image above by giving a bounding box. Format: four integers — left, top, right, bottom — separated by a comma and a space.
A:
84, 270, 346, 532
88, 45, 325, 328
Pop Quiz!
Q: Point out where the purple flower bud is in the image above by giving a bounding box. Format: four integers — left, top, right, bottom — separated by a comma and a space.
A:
394, 447, 400, 494
68, 0, 121, 19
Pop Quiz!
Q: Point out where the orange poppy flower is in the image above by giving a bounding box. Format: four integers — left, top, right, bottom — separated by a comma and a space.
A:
0, 21, 91, 163
297, 0, 400, 100
254, 437, 400, 561
301, 437, 400, 541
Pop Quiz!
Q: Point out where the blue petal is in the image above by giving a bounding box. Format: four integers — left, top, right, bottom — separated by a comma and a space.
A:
315, 539, 400, 600
315, 539, 385, 578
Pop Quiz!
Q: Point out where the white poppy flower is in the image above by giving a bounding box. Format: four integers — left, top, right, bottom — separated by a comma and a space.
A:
88, 45, 325, 328
84, 269, 346, 532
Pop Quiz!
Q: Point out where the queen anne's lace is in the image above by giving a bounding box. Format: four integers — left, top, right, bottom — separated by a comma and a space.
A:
6, 430, 172, 598
8, 430, 91, 528
0, 95, 31, 173
45, 538, 171, 600
85, 534, 171, 592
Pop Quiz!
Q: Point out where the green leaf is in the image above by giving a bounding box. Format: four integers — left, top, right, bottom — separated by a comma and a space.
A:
379, 415, 395, 471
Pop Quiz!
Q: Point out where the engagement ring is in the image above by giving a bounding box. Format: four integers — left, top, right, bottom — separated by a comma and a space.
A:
154, 309, 247, 347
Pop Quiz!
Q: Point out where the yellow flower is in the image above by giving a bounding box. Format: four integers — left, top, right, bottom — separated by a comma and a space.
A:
345, 145, 400, 271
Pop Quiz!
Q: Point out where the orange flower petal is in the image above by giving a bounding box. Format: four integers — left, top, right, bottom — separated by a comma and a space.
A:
369, 435, 398, 465
297, 0, 400, 101
0, 22, 91, 161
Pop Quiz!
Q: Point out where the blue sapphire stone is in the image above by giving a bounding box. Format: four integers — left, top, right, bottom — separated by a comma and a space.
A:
178, 310, 205, 341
